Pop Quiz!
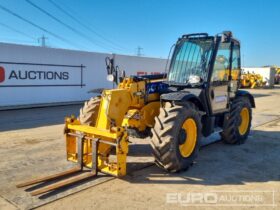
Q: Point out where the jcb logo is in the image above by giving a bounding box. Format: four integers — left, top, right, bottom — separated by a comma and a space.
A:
0, 66, 5, 83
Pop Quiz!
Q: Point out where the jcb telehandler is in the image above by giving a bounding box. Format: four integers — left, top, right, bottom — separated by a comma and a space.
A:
17, 31, 255, 196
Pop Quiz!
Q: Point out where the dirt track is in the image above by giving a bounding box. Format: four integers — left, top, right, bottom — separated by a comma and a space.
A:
0, 87, 279, 210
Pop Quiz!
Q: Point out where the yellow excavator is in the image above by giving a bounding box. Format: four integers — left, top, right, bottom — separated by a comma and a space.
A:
275, 67, 280, 84
240, 70, 266, 88
17, 31, 255, 196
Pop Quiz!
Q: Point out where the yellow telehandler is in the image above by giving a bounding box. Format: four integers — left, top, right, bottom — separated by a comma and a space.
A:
17, 31, 255, 196
240, 70, 266, 88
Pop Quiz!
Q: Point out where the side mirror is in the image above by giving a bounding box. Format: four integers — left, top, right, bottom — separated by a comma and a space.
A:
221, 34, 228, 43
221, 31, 232, 43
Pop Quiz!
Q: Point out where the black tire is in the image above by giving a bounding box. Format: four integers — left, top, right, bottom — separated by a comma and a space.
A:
150, 102, 202, 172
79, 96, 101, 126
221, 97, 252, 144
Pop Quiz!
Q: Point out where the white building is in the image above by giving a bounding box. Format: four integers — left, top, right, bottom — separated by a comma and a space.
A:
0, 43, 167, 110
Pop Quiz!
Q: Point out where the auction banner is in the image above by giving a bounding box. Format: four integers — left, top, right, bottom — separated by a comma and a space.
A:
0, 61, 85, 87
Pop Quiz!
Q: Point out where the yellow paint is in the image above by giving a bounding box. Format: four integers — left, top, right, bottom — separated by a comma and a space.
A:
121, 102, 160, 131
96, 89, 131, 129
179, 118, 197, 158
122, 109, 142, 129
140, 101, 160, 127
65, 76, 162, 177
68, 124, 118, 139
147, 93, 160, 102
239, 107, 249, 135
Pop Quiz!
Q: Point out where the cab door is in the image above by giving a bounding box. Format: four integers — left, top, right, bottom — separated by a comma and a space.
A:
208, 42, 231, 114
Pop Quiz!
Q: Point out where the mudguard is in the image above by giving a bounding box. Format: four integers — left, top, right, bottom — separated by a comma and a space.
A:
236, 90, 256, 108
160, 91, 206, 112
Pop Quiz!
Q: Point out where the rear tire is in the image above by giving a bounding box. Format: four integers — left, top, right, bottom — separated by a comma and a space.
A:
79, 96, 101, 126
221, 97, 252, 144
150, 102, 201, 172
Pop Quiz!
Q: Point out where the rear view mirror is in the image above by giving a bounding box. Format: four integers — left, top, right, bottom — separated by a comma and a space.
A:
221, 31, 232, 43
221, 34, 228, 43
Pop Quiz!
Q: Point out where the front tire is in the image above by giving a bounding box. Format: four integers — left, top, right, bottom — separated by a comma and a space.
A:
79, 96, 101, 125
150, 102, 202, 172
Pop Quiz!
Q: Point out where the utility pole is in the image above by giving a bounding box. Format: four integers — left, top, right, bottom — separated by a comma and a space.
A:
136, 46, 143, 56
38, 35, 48, 47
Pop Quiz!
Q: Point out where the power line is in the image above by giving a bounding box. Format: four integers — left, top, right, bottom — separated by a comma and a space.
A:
47, 0, 129, 52
0, 37, 37, 44
0, 4, 84, 49
26, 0, 117, 52
0, 21, 36, 41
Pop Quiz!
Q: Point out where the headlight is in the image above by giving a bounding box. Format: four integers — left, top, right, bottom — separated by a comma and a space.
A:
107, 74, 114, 82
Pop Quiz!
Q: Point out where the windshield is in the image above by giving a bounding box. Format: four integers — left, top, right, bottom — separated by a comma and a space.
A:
168, 38, 214, 84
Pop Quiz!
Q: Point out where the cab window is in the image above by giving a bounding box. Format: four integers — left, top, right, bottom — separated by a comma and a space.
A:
211, 43, 231, 82
231, 44, 241, 80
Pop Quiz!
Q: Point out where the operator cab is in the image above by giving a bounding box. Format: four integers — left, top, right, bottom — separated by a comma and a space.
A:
163, 31, 241, 115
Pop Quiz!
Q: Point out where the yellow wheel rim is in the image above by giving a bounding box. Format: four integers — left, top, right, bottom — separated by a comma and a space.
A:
239, 107, 249, 135
179, 118, 197, 158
